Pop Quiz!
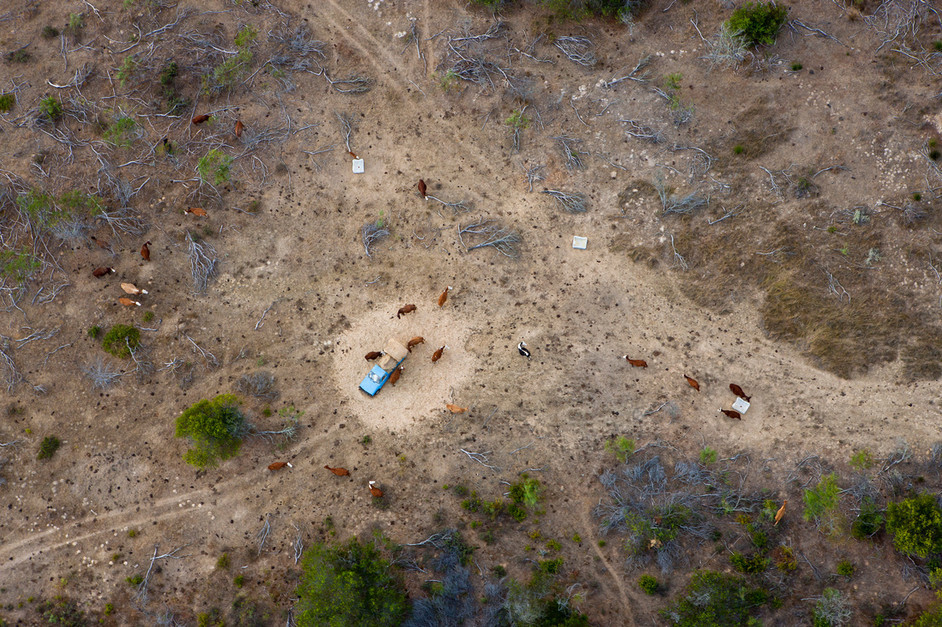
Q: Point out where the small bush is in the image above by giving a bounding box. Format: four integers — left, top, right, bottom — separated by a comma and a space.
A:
700, 447, 718, 464
638, 574, 659, 595
127, 529, 138, 537
850, 449, 875, 471
774, 545, 798, 571
836, 560, 854, 578
39, 96, 63, 121
0, 93, 15, 112
803, 473, 840, 525
509, 475, 542, 507
791, 62, 803, 71
142, 311, 154, 323
5, 48, 31, 63
733, 144, 744, 155
233, 574, 245, 588
101, 325, 140, 358
37, 436, 61, 460
159, 61, 179, 86
851, 500, 884, 540
730, 552, 769, 574
605, 435, 635, 462
38, 597, 85, 625
505, 109, 531, 129
197, 149, 233, 185
887, 494, 942, 558
216, 553, 230, 570
103, 115, 138, 147
42, 25, 60, 38
175, 394, 246, 469
726, 1, 789, 47
126, 574, 143, 586
116, 56, 137, 86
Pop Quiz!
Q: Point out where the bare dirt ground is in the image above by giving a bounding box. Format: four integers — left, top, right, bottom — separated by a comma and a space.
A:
1, 0, 942, 624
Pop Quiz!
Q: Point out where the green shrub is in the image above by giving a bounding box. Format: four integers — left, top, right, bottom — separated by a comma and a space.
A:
126, 573, 143, 586
103, 602, 114, 616
234, 25, 258, 49
5, 48, 31, 63
791, 61, 803, 71
42, 25, 60, 39
0, 93, 14, 112
509, 475, 542, 507
538, 558, 563, 575
39, 96, 63, 121
101, 324, 140, 358
233, 574, 245, 588
116, 56, 137, 86
505, 109, 531, 129
103, 115, 138, 147
295, 539, 408, 627
662, 570, 769, 626
175, 394, 246, 469
803, 473, 840, 524
159, 61, 179, 85
605, 435, 635, 462
38, 596, 86, 625
216, 553, 230, 570
850, 449, 875, 471
197, 149, 233, 185
730, 552, 769, 574
37, 436, 61, 460
886, 493, 942, 558
507, 502, 528, 522
0, 248, 41, 285
726, 1, 789, 47
700, 447, 718, 464
638, 574, 659, 595
836, 560, 854, 578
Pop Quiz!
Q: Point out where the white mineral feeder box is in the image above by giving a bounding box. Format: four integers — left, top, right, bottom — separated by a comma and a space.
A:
572, 236, 588, 250
732, 397, 750, 414
352, 158, 364, 173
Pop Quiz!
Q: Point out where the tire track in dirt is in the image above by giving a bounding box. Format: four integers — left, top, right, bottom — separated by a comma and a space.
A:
422, 0, 436, 73
318, 0, 502, 182
578, 504, 634, 622
0, 473, 258, 571
320, 0, 413, 97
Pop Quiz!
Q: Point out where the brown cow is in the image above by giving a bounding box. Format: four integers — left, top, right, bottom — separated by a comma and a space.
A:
418, 179, 428, 199
431, 345, 447, 363
729, 384, 751, 402
407, 337, 425, 352
684, 374, 700, 392
438, 286, 452, 308
268, 461, 293, 471
365, 351, 384, 361
397, 304, 417, 319
622, 356, 648, 368
120, 282, 148, 295
720, 409, 741, 420
388, 366, 403, 386
184, 207, 208, 217
92, 267, 115, 278
774, 500, 787, 526
118, 297, 141, 307
446, 403, 468, 414
234, 120, 244, 138
192, 114, 210, 124
368, 480, 384, 498
324, 465, 350, 476
140, 241, 151, 261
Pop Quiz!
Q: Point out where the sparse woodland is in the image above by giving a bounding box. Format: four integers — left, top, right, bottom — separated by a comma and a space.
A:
1, 0, 942, 624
